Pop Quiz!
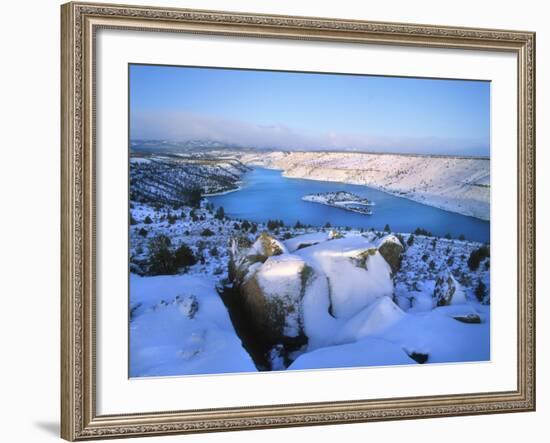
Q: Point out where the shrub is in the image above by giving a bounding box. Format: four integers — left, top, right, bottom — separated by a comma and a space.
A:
144, 215, 153, 224
467, 245, 491, 271
250, 224, 258, 234
475, 280, 487, 302
283, 232, 292, 240
459, 234, 465, 241
325, 221, 332, 228
147, 234, 177, 275
209, 246, 219, 257
200, 228, 215, 237
138, 227, 148, 237
395, 233, 406, 248
241, 220, 251, 231
414, 227, 432, 237
428, 260, 436, 270
407, 234, 414, 247
267, 220, 279, 230
447, 256, 455, 266
444, 233, 452, 240
130, 215, 137, 225
174, 243, 197, 268
421, 253, 429, 262
167, 214, 177, 225
294, 221, 304, 229
384, 224, 391, 233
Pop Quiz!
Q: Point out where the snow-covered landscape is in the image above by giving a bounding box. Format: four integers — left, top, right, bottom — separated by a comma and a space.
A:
240, 151, 490, 220
129, 152, 490, 377
128, 65, 491, 378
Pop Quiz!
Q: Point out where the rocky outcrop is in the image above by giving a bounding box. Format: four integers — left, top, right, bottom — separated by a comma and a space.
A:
241, 255, 311, 344
229, 232, 308, 346
433, 269, 466, 306
228, 232, 287, 286
376, 235, 404, 275
229, 232, 399, 353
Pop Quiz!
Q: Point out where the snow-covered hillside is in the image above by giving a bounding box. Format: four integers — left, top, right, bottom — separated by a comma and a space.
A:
239, 151, 490, 220
130, 153, 249, 205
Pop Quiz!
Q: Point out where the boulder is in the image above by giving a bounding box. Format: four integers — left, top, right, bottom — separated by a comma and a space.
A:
240, 255, 311, 345
453, 313, 481, 324
250, 232, 288, 257
433, 269, 466, 306
296, 236, 394, 320
228, 232, 287, 286
376, 235, 404, 275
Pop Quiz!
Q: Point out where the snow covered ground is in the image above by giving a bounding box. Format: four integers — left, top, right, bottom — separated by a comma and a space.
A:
239, 151, 490, 220
130, 274, 257, 377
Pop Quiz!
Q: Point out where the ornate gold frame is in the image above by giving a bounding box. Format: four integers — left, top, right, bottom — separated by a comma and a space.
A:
61, 2, 536, 440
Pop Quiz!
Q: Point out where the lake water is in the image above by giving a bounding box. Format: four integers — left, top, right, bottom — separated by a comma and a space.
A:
210, 168, 490, 243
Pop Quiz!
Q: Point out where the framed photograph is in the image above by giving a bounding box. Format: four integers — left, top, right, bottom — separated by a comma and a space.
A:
61, 2, 536, 440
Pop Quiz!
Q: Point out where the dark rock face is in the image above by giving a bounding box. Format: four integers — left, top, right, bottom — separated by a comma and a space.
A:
377, 235, 404, 275
453, 313, 482, 324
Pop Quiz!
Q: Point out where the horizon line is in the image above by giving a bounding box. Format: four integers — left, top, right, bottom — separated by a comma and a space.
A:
129, 141, 490, 160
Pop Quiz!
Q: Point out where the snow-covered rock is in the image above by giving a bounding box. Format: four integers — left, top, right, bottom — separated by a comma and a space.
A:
284, 231, 336, 252
296, 236, 394, 320
229, 232, 287, 287
433, 269, 467, 306
230, 233, 397, 352
250, 231, 288, 257
376, 234, 404, 275
240, 254, 311, 344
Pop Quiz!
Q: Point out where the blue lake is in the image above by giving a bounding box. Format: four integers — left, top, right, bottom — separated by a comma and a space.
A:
210, 168, 490, 243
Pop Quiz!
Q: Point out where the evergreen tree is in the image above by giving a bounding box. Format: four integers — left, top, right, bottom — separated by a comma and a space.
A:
147, 234, 176, 275
215, 206, 225, 220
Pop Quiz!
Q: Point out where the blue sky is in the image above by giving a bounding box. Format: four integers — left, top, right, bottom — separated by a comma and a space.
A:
130, 64, 490, 156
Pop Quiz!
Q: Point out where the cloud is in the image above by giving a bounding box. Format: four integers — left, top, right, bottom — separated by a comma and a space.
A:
131, 110, 488, 156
